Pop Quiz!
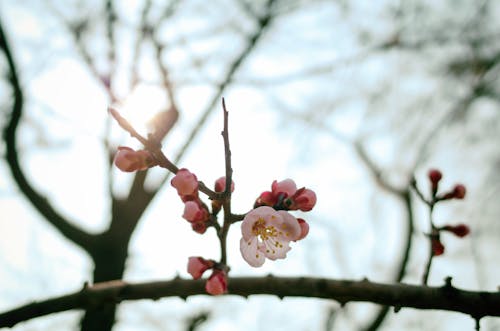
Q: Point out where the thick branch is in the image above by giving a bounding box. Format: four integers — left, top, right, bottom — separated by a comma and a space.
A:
0, 277, 498, 328
0, 20, 95, 252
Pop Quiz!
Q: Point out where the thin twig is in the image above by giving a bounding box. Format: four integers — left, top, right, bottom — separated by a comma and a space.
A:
218, 99, 233, 265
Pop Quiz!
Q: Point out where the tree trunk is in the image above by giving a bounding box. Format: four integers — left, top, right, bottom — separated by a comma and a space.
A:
80, 236, 128, 331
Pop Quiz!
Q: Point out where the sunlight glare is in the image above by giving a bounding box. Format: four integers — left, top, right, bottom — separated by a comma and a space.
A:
116, 84, 168, 134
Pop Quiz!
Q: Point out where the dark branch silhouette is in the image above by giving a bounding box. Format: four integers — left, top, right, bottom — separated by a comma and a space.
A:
0, 277, 498, 329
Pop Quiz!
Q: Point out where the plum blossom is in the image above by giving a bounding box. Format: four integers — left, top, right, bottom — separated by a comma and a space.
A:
205, 270, 228, 295
187, 257, 214, 280
240, 206, 301, 267
171, 168, 198, 197
114, 146, 156, 172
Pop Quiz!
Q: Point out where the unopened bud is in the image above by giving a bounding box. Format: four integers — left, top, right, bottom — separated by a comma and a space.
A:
428, 169, 442, 185
428, 169, 442, 194
441, 224, 470, 238
452, 184, 466, 199
431, 237, 445, 256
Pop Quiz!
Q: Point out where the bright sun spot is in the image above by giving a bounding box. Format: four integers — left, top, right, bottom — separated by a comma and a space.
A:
116, 84, 168, 133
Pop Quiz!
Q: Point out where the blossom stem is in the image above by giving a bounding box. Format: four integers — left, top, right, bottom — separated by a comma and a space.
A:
219, 99, 233, 265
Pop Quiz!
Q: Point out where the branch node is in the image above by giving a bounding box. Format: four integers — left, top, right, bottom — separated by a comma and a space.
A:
442, 276, 454, 290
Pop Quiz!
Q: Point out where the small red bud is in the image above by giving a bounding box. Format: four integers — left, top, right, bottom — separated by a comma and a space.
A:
431, 237, 445, 256
441, 184, 467, 200
442, 224, 470, 238
428, 169, 442, 185
452, 184, 466, 199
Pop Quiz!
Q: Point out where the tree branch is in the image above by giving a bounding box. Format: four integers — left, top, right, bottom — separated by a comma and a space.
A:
0, 277, 498, 328
0, 19, 95, 252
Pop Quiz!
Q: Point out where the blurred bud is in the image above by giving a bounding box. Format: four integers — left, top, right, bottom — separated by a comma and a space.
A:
441, 224, 470, 238
114, 146, 156, 172
431, 237, 445, 256
428, 169, 442, 194
441, 184, 466, 200
452, 184, 466, 199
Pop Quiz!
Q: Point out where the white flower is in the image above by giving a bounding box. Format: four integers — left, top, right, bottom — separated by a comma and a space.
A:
240, 206, 301, 267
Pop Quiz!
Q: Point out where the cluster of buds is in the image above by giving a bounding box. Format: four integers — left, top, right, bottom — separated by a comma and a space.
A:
187, 257, 228, 295
114, 147, 157, 172
171, 169, 211, 234
426, 169, 470, 256
428, 169, 466, 201
240, 179, 316, 267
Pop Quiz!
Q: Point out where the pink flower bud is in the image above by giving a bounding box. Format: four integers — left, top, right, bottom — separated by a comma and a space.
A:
187, 257, 214, 280
171, 168, 198, 197
205, 270, 227, 295
254, 191, 276, 208
290, 188, 317, 211
182, 201, 208, 222
214, 176, 235, 193
295, 218, 310, 241
271, 179, 297, 197
114, 146, 156, 172
191, 221, 208, 234
441, 224, 470, 238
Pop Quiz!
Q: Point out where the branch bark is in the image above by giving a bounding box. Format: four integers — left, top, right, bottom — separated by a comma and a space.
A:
0, 277, 498, 328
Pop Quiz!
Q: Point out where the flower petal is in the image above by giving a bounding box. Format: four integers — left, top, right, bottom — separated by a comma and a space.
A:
240, 237, 265, 267
277, 210, 302, 241
261, 238, 291, 260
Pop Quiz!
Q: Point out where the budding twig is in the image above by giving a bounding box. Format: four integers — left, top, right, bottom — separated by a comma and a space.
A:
219, 98, 233, 265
